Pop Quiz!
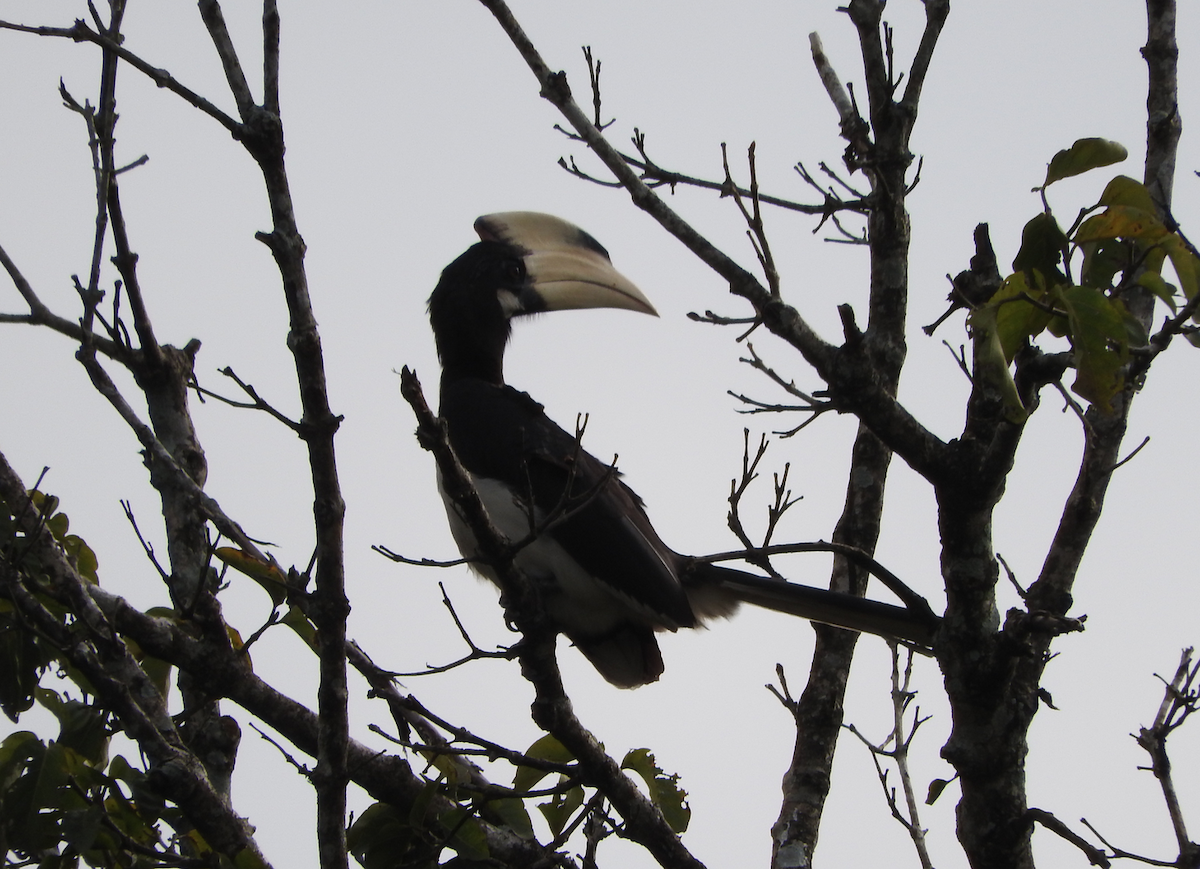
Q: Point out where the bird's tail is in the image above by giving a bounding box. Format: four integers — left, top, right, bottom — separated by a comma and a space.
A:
684, 562, 939, 647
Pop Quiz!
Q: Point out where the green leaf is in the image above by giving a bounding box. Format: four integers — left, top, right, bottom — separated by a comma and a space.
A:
143, 654, 175, 700
424, 751, 468, 789
440, 807, 489, 862
513, 734, 574, 793
0, 614, 49, 721
967, 306, 1028, 424
536, 784, 584, 838
45, 512, 69, 542
926, 777, 952, 805
100, 787, 159, 849
107, 755, 165, 826
1137, 272, 1178, 312
0, 732, 43, 821
0, 736, 56, 854
1043, 137, 1127, 187
60, 805, 104, 854
408, 778, 438, 830
348, 802, 437, 869
121, 612, 177, 699
29, 740, 77, 813
990, 272, 1053, 362
234, 846, 272, 869
621, 748, 692, 834
226, 624, 247, 656
29, 491, 60, 521
37, 854, 79, 869
36, 688, 109, 767
1054, 286, 1131, 413
1079, 239, 1131, 290
62, 534, 99, 584
0, 730, 42, 776
484, 796, 535, 840
1012, 213, 1068, 286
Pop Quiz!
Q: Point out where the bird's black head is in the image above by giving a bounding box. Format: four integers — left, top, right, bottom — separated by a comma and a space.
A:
428, 212, 657, 388
428, 239, 535, 386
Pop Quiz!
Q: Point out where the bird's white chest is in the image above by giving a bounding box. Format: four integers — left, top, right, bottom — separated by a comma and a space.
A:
437, 471, 638, 638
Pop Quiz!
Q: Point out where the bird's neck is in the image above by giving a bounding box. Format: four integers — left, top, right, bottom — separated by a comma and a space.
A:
437, 347, 506, 388
433, 323, 510, 387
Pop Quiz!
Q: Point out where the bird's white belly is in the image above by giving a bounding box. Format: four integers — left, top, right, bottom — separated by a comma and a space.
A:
438, 472, 635, 638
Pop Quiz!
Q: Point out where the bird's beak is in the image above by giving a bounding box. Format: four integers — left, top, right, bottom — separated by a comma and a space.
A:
475, 211, 658, 317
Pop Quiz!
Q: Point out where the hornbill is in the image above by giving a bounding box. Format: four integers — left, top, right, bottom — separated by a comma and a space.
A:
428, 212, 937, 688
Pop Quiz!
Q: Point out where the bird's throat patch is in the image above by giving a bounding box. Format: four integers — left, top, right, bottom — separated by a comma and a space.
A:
497, 289, 522, 317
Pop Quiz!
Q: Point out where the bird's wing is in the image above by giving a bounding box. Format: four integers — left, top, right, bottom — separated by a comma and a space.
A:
439, 378, 696, 630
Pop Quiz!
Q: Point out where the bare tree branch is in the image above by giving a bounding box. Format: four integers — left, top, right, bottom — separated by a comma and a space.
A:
844, 643, 934, 869
1134, 648, 1200, 864
399, 367, 706, 869
0, 17, 242, 136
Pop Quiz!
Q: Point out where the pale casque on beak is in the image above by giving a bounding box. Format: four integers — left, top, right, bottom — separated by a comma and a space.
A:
475, 211, 658, 316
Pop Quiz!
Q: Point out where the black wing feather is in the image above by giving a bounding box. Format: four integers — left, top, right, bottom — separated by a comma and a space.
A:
439, 378, 696, 629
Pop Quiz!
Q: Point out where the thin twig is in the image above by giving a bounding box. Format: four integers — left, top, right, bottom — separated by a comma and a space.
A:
121, 499, 170, 580
1134, 648, 1200, 863
842, 643, 933, 869
187, 366, 303, 431
372, 545, 468, 569
0, 18, 242, 136
1110, 436, 1150, 473
1027, 808, 1110, 868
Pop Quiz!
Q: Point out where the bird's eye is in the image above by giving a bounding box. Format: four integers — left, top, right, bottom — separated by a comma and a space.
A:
505, 260, 525, 282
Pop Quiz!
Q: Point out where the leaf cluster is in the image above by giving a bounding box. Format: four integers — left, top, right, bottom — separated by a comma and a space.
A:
346, 734, 690, 868
969, 138, 1200, 415
0, 496, 216, 869
0, 708, 192, 869
2, 492, 99, 721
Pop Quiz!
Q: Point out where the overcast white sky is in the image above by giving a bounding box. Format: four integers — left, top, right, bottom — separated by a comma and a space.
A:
2, 2, 1199, 866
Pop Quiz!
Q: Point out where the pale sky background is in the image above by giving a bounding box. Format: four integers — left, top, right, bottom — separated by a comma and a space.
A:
2, 2, 1199, 867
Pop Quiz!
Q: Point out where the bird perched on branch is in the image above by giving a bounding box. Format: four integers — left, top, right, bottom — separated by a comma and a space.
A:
428, 212, 936, 687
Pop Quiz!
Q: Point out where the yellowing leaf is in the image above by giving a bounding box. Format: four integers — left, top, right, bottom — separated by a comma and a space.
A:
280, 606, 319, 652
1137, 272, 1178, 312
214, 547, 288, 606
1075, 205, 1169, 245
1161, 235, 1200, 304
226, 625, 248, 666
1098, 175, 1157, 211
